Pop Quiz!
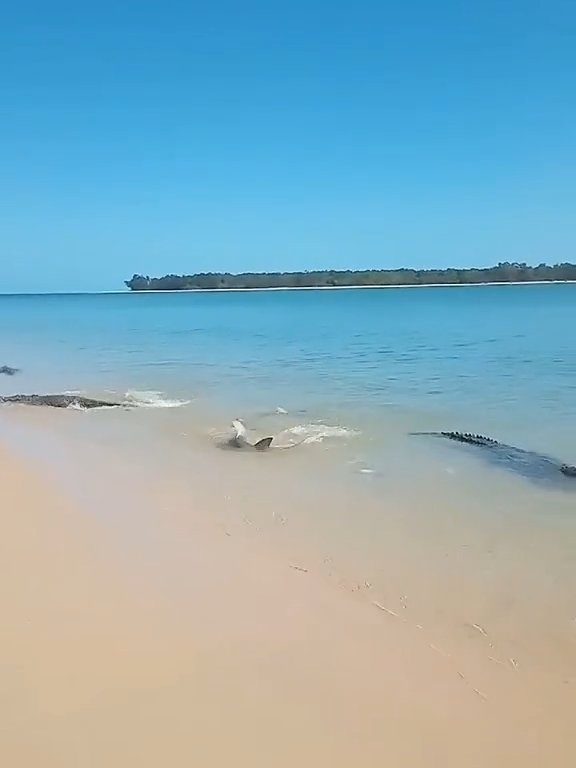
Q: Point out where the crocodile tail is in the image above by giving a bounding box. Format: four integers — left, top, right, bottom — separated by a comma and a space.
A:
410, 431, 499, 446
438, 431, 499, 446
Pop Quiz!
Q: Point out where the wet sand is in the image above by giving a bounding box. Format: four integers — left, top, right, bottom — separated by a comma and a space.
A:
1, 432, 575, 766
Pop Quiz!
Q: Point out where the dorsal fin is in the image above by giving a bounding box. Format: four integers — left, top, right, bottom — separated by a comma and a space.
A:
253, 437, 273, 451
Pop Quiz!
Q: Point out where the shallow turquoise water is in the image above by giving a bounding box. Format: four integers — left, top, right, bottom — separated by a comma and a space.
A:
1, 284, 575, 468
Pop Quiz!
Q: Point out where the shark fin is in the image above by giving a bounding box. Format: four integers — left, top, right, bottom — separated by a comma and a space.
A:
253, 437, 273, 451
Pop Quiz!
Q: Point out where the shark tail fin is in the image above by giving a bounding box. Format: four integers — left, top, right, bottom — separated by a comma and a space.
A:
253, 437, 273, 451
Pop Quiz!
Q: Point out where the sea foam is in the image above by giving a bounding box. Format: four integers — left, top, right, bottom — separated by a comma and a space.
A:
124, 390, 191, 408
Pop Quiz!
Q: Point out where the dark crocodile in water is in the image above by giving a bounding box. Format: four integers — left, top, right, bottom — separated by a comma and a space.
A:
413, 431, 576, 487
0, 394, 125, 409
0, 366, 20, 376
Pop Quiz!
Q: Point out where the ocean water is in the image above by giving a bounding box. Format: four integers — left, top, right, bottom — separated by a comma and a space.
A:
1, 283, 575, 440
1, 284, 576, 683
2, 283, 576, 518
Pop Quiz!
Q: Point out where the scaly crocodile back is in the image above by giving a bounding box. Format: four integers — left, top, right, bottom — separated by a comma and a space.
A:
438, 432, 500, 447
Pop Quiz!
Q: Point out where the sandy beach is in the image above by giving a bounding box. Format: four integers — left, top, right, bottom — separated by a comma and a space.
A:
1, 425, 575, 768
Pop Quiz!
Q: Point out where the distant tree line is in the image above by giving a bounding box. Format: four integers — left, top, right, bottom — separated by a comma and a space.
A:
125, 263, 576, 291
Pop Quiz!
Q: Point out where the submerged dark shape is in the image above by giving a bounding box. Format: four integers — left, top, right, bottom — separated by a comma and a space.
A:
221, 435, 274, 451
413, 431, 576, 487
0, 394, 124, 409
0, 366, 19, 376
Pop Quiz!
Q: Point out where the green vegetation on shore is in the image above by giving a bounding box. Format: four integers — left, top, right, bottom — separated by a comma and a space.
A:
125, 262, 576, 291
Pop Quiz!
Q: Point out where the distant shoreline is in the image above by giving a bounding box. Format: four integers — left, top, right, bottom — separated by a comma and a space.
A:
123, 279, 576, 294
2, 280, 576, 297
125, 263, 576, 292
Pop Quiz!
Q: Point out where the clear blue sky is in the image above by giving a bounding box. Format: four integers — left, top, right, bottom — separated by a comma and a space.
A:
1, 1, 575, 292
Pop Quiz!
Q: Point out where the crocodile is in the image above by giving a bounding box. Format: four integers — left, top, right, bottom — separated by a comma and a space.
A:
413, 431, 576, 486
0, 394, 125, 409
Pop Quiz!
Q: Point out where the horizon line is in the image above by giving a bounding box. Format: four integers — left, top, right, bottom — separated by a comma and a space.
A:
2, 279, 576, 297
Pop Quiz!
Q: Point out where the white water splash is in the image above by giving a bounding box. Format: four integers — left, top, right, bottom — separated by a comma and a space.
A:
124, 390, 191, 408
67, 401, 87, 410
281, 423, 359, 445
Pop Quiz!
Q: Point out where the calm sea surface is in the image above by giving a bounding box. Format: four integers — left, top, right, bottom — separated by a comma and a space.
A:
1, 284, 575, 435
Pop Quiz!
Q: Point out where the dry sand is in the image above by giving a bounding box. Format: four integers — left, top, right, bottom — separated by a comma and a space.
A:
1, 441, 574, 767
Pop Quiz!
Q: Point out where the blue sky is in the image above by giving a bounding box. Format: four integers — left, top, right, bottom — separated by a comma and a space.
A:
1, 0, 575, 292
